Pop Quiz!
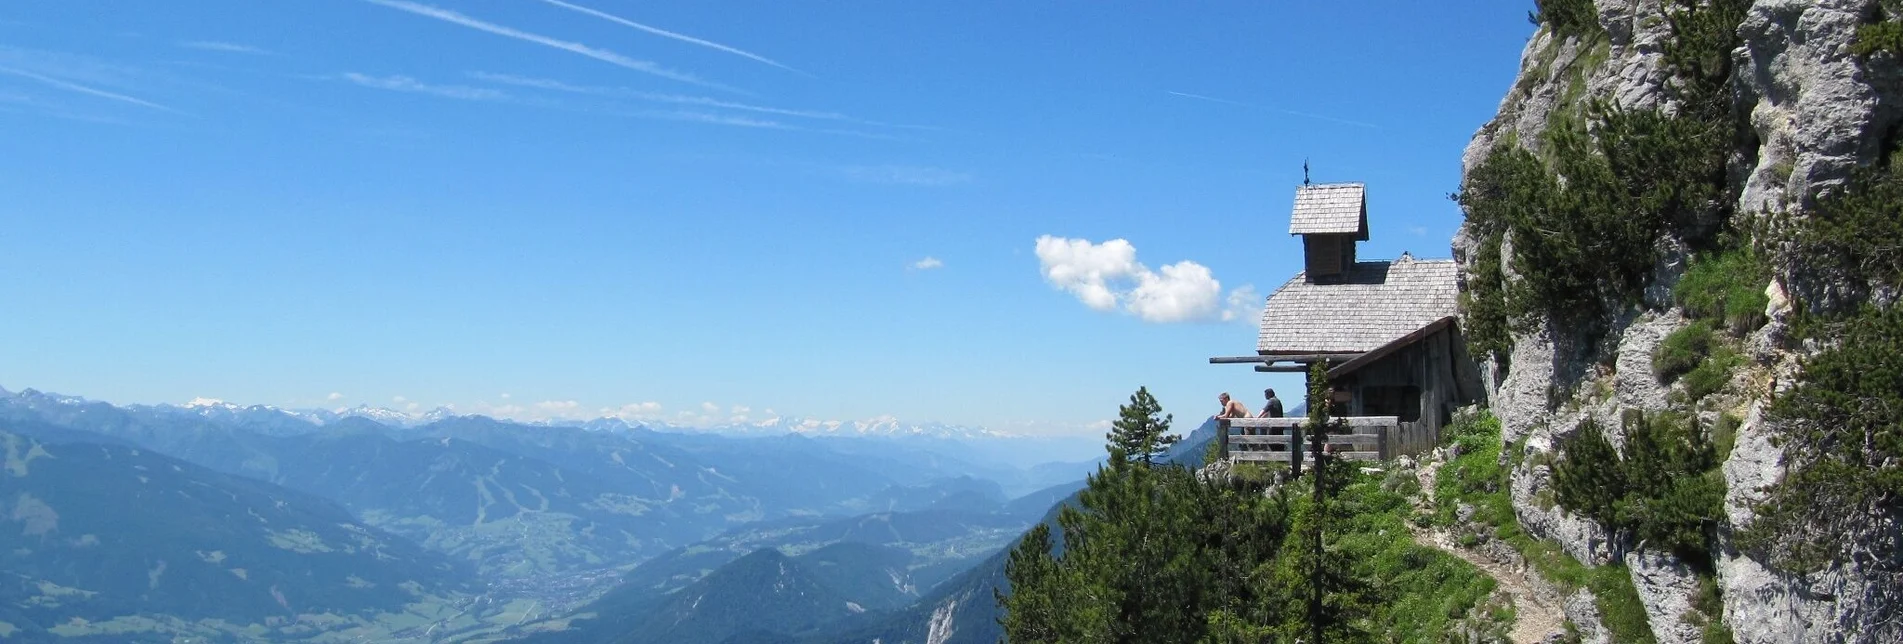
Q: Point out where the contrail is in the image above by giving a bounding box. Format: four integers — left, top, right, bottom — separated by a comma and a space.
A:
1166, 90, 1378, 129
0, 66, 178, 113
342, 73, 508, 101
471, 71, 843, 120
534, 0, 803, 75
362, 0, 742, 93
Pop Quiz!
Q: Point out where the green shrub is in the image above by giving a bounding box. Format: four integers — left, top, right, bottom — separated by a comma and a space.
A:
1552, 418, 1628, 535
1554, 412, 1725, 567
1853, 2, 1903, 57
1458, 100, 1733, 335
1745, 306, 1903, 572
1532, 0, 1604, 38
1857, 20, 1903, 57
1655, 320, 1717, 382
1681, 345, 1741, 402
1791, 160, 1903, 292
1434, 412, 1519, 532
1441, 409, 1503, 451
1457, 0, 1746, 356
1675, 246, 1771, 335
1461, 229, 1513, 363
1661, 0, 1751, 119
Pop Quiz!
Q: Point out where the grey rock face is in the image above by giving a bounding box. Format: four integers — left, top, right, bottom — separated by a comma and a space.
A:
1736, 0, 1903, 312
1457, 0, 1900, 641
1565, 588, 1613, 644
1626, 549, 1703, 644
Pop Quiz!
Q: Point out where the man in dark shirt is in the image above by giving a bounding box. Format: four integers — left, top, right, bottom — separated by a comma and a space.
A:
1259, 388, 1284, 418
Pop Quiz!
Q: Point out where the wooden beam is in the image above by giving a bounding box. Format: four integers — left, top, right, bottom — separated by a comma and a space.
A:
1256, 353, 1366, 364
1325, 316, 1457, 380
1230, 434, 1381, 447
1255, 365, 1312, 373
1228, 416, 1399, 430
1230, 451, 1382, 463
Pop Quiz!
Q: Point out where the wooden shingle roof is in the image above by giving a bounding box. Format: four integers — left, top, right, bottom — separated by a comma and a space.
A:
1287, 182, 1368, 239
1255, 255, 1459, 354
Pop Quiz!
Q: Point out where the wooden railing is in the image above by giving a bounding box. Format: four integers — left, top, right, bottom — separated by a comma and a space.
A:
1218, 416, 1400, 463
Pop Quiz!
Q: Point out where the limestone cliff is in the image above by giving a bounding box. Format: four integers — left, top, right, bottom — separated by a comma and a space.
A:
1455, 1, 1901, 642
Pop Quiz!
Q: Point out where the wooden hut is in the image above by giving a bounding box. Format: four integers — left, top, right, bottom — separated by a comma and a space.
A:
1211, 182, 1483, 463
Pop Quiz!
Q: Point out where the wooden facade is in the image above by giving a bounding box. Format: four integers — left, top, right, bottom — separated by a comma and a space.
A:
1321, 318, 1482, 456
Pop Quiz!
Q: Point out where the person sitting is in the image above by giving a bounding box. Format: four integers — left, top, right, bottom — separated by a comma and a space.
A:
1259, 388, 1284, 418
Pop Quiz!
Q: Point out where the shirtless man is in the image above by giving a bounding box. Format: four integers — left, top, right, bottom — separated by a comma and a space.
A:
1215, 392, 1251, 421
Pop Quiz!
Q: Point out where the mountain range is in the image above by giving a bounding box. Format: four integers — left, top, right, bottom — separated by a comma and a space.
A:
149, 392, 1019, 441
0, 386, 1119, 642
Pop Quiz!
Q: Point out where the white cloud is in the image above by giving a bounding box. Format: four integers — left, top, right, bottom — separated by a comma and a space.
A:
341, 72, 506, 101
701, 401, 720, 412
465, 399, 587, 422
500, 393, 512, 399
327, 392, 344, 401
1222, 284, 1264, 323
730, 405, 751, 414
911, 256, 944, 270
1034, 236, 1138, 312
1035, 235, 1255, 324
393, 395, 408, 403
602, 401, 663, 420
1126, 260, 1223, 323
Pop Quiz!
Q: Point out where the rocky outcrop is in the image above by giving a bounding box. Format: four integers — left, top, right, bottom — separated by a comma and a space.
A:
1457, 0, 1901, 641
1626, 549, 1703, 644
1736, 0, 1903, 311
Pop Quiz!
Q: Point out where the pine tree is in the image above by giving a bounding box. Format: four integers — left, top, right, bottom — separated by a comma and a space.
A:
1104, 386, 1177, 466
1552, 417, 1630, 547
999, 524, 1063, 643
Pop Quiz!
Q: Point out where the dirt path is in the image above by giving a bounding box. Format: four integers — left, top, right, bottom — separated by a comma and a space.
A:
1413, 459, 1565, 644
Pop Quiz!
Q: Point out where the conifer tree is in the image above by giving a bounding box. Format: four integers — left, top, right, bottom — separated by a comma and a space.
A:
1552, 417, 1630, 549
1104, 386, 1177, 465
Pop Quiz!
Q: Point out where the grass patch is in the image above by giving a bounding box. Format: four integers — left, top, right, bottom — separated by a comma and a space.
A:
1655, 320, 1717, 382
1654, 319, 1743, 402
1589, 564, 1659, 644
1711, 413, 1742, 462
1688, 573, 1736, 644
1675, 246, 1770, 335
1681, 344, 1742, 402
1340, 473, 1502, 641
1433, 412, 1694, 643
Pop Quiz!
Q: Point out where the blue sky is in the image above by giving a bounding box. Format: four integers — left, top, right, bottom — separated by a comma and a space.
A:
0, 1, 1534, 435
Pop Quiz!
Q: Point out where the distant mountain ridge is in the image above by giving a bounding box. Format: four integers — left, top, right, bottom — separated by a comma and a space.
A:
14, 387, 1021, 440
